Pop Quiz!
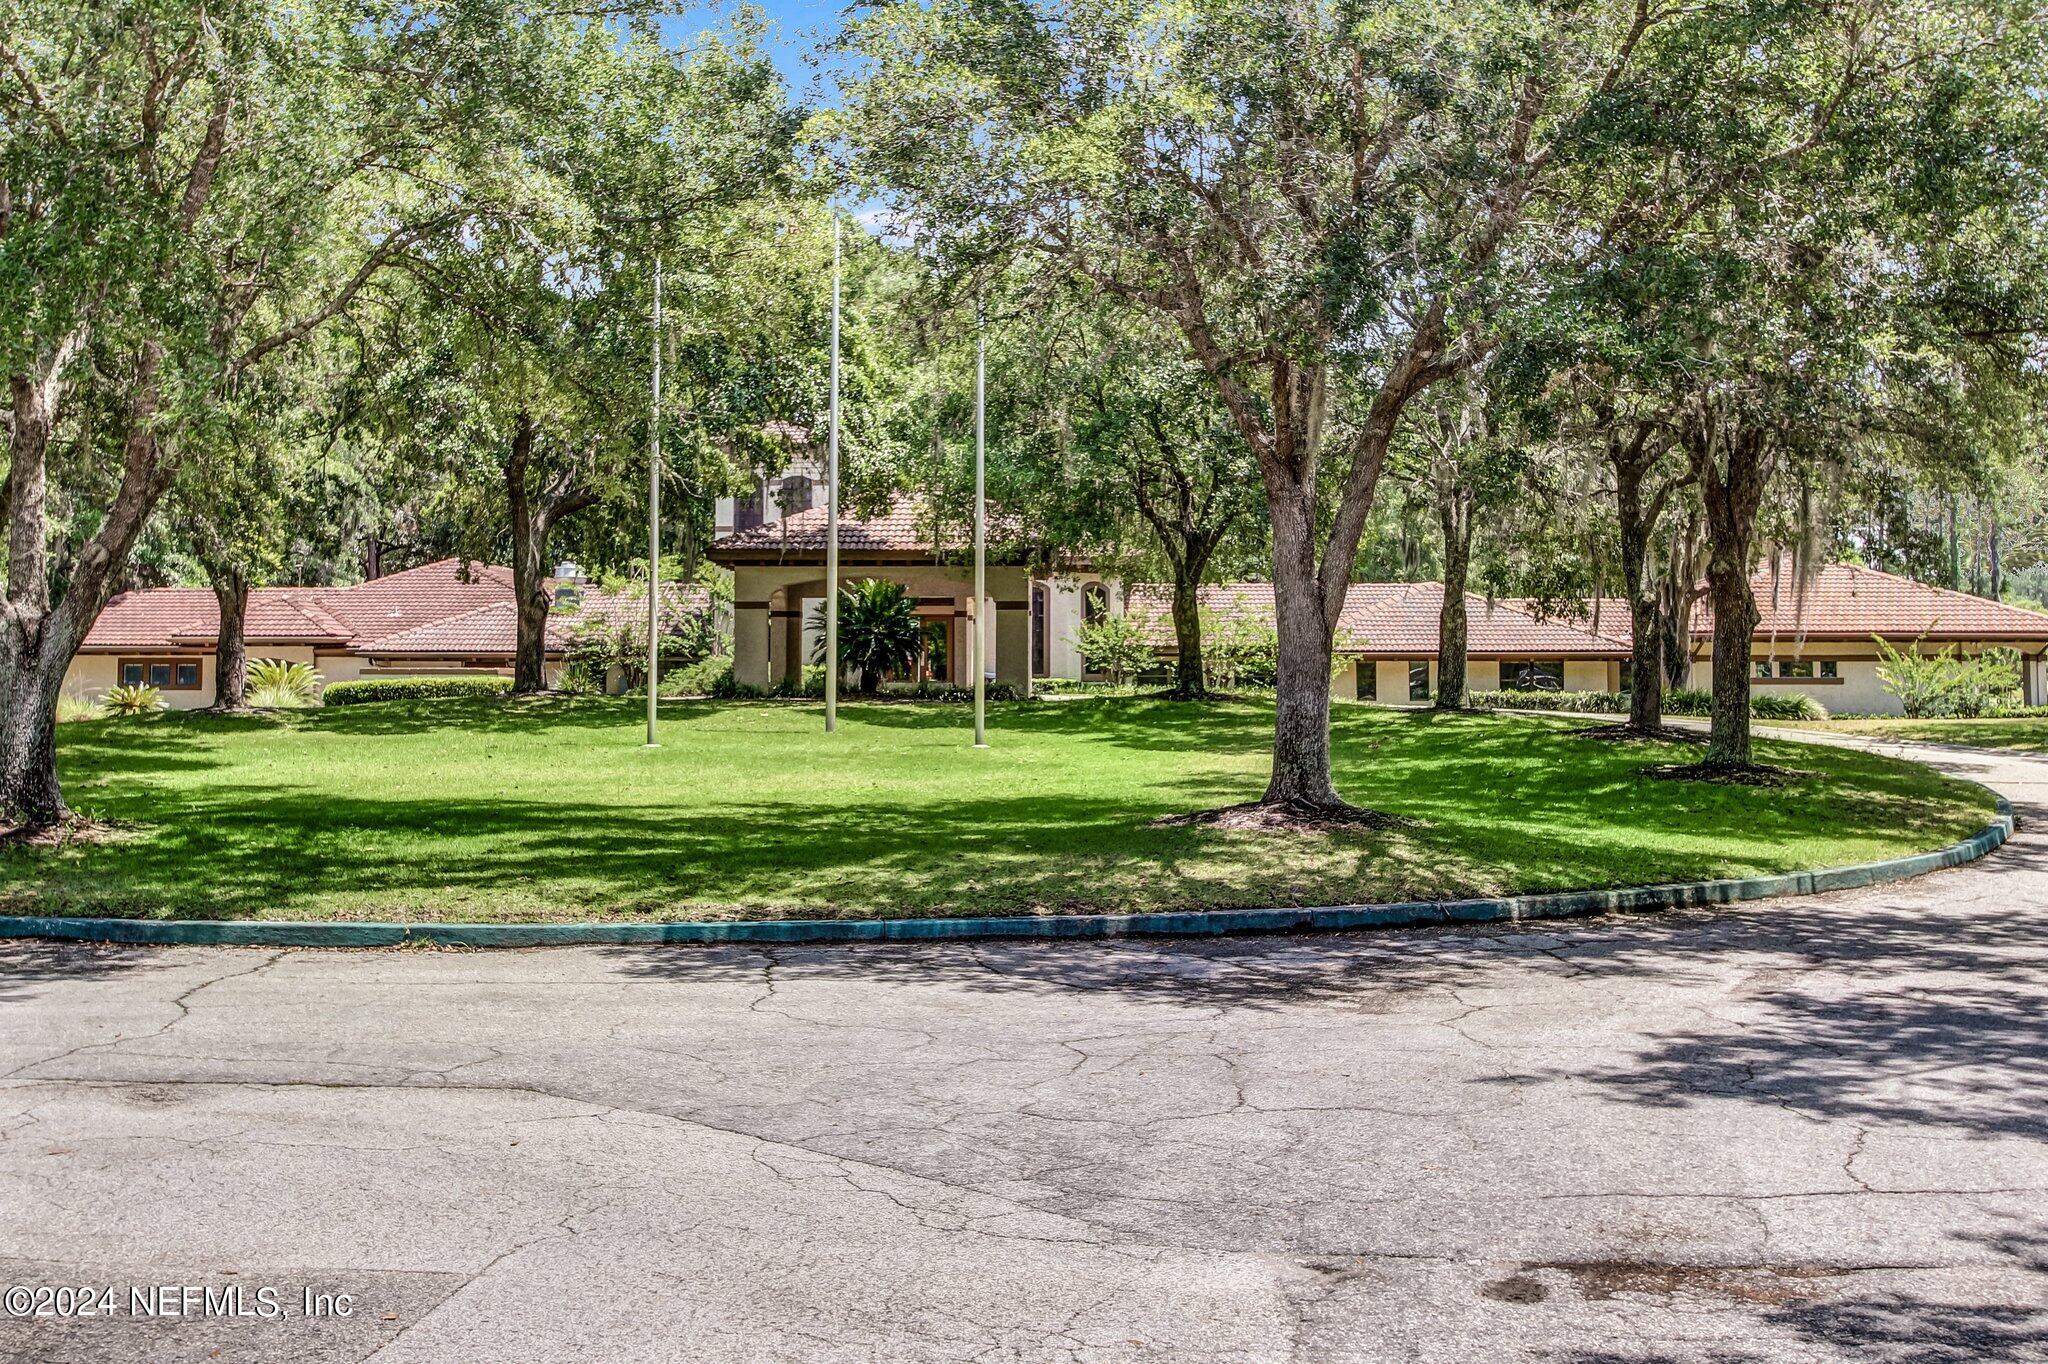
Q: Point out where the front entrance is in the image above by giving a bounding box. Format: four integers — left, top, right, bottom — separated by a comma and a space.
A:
917, 617, 952, 683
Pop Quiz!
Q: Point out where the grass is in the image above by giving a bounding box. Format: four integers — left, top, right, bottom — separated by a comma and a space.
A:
0, 696, 1996, 923
1778, 716, 2048, 755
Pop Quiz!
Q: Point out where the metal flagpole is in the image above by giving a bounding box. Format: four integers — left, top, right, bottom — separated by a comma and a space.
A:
645, 256, 662, 748
972, 309, 987, 749
825, 220, 841, 733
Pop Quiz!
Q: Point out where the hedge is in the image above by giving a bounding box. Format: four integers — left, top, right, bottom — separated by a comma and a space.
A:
1469, 686, 1827, 721
322, 676, 515, 706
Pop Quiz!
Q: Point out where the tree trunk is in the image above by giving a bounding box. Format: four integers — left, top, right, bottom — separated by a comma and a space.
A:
1169, 570, 1208, 700
1613, 458, 1663, 731
209, 566, 250, 711
1689, 408, 1771, 769
1435, 482, 1473, 710
1263, 482, 1340, 808
3, 347, 171, 828
1704, 560, 1759, 766
505, 414, 552, 696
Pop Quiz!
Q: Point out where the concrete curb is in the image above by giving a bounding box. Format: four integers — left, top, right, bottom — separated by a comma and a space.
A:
0, 799, 2013, 950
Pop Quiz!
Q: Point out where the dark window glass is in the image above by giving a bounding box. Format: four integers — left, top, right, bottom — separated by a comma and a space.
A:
1083, 584, 1107, 625
1618, 659, 1633, 692
732, 481, 767, 531
776, 475, 813, 516
122, 662, 144, 685
1409, 662, 1429, 701
1779, 659, 1815, 678
1755, 659, 1774, 679
1031, 585, 1047, 676
1359, 661, 1376, 700
1502, 660, 1564, 691
175, 662, 200, 688
1819, 660, 1838, 678
148, 663, 171, 687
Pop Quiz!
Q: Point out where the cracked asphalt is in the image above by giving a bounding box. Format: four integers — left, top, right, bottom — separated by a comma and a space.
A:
2, 732, 2044, 1363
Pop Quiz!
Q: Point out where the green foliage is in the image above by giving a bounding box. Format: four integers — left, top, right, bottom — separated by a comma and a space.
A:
809, 580, 924, 693
56, 695, 107, 723
564, 597, 722, 694
1199, 613, 1278, 688
661, 655, 733, 697
1874, 637, 2023, 718
1471, 688, 1829, 721
246, 659, 322, 706
322, 677, 515, 706
103, 685, 164, 715
1469, 690, 1629, 715
1075, 616, 1158, 686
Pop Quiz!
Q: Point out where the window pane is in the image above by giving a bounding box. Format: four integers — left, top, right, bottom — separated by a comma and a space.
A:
1408, 663, 1429, 700
176, 663, 200, 687
1819, 660, 1838, 678
1780, 660, 1814, 678
1359, 662, 1376, 700
1755, 659, 1774, 679
122, 663, 143, 685
148, 663, 171, 687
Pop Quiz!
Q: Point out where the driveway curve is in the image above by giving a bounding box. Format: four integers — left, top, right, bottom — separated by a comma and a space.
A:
2, 734, 2044, 1364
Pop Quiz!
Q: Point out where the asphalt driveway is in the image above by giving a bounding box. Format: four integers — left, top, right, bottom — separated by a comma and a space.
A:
2, 735, 2044, 1363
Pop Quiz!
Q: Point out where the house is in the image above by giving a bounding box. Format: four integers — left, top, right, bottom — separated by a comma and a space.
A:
65, 558, 709, 709
707, 498, 2048, 713
707, 494, 1117, 691
1126, 562, 2048, 714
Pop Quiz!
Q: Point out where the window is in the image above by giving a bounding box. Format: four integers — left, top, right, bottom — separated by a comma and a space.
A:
1501, 660, 1565, 691
1031, 585, 1047, 676
1618, 658, 1633, 692
1083, 583, 1108, 625
1755, 658, 1774, 679
1820, 660, 1838, 678
1756, 659, 1839, 680
1409, 662, 1430, 701
1358, 661, 1376, 700
776, 475, 813, 517
118, 658, 202, 690
1778, 659, 1815, 678
732, 479, 767, 531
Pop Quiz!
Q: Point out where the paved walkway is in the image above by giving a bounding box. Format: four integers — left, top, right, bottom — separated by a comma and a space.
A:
2, 736, 2043, 1363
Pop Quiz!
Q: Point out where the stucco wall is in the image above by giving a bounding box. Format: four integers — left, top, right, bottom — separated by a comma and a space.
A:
1685, 638, 2048, 716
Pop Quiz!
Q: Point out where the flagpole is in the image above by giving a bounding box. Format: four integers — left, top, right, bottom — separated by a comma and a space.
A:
645, 255, 662, 748
972, 308, 987, 749
825, 219, 841, 734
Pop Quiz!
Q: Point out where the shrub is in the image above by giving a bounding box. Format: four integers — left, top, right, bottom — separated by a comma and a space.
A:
322, 676, 514, 706
1077, 615, 1159, 685
709, 669, 767, 700
104, 684, 163, 714
661, 654, 731, 696
1472, 685, 1826, 721
246, 658, 322, 706
774, 664, 829, 699
1468, 689, 1627, 714
1202, 613, 1277, 687
1751, 691, 1829, 721
56, 693, 106, 723
564, 597, 722, 693
1875, 636, 2021, 717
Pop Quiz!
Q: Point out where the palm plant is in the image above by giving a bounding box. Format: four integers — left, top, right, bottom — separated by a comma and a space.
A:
56, 693, 107, 723
104, 685, 164, 715
246, 658, 322, 706
809, 579, 924, 694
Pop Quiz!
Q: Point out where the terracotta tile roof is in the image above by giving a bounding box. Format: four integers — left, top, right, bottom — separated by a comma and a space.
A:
1526, 561, 2048, 647
302, 557, 517, 646
1737, 560, 2048, 641
83, 559, 713, 660
88, 588, 355, 648
1123, 582, 1634, 658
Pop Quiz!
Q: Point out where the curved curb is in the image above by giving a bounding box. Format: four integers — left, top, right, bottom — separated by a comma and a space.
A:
0, 799, 2013, 950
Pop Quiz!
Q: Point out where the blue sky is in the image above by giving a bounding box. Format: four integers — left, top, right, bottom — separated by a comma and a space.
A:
667, 1, 848, 105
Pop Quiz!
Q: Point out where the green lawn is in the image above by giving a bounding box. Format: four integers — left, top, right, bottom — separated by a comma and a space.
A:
0, 697, 1996, 923
1778, 716, 2048, 755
